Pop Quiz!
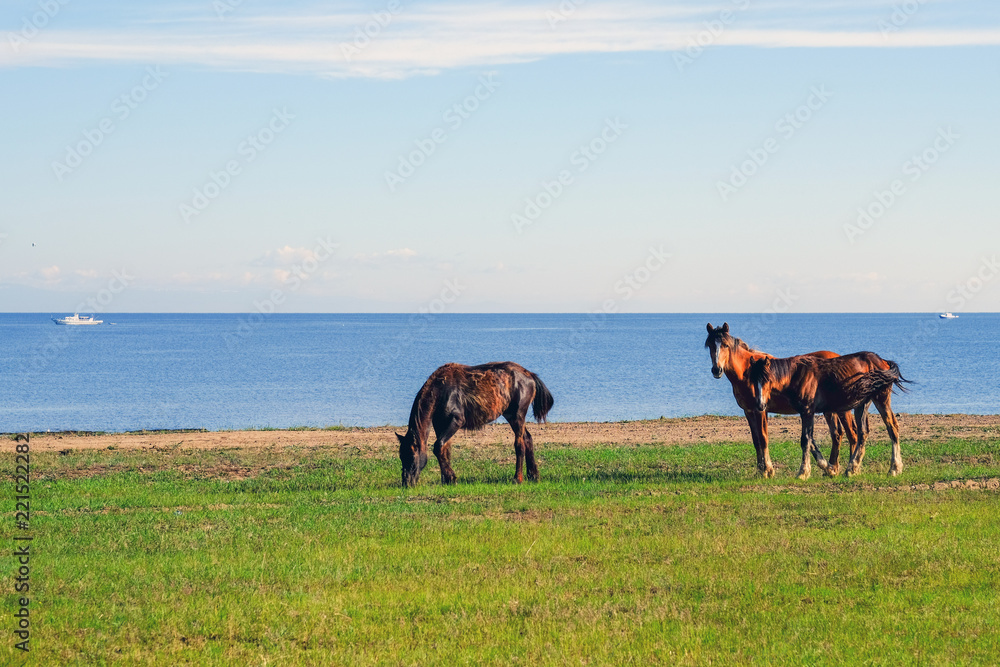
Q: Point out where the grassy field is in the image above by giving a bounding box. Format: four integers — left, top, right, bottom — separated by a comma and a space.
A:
5, 428, 1000, 665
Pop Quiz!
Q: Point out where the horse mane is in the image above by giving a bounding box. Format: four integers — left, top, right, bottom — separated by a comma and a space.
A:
749, 355, 794, 386
733, 337, 763, 354
406, 378, 437, 444
706, 328, 762, 355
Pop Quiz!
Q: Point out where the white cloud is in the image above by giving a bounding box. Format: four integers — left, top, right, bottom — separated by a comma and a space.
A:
353, 248, 418, 262
40, 265, 61, 283
252, 245, 318, 267
3, 2, 997, 78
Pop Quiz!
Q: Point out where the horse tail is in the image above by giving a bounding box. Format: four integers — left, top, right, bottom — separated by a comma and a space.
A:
885, 360, 912, 393
529, 372, 554, 423
850, 360, 912, 400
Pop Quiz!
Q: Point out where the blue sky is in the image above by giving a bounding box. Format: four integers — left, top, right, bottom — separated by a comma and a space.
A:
1, 0, 998, 313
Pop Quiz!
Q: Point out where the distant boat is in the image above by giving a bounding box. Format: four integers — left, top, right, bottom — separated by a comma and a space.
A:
52, 313, 104, 325
939, 312, 959, 319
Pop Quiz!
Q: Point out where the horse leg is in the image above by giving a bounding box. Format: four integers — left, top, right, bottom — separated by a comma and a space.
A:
874, 395, 903, 476
745, 410, 773, 478
759, 412, 777, 478
523, 428, 539, 482
840, 411, 860, 463
743, 410, 764, 476
822, 412, 841, 477
505, 412, 527, 484
432, 418, 462, 485
797, 412, 815, 481
845, 402, 869, 477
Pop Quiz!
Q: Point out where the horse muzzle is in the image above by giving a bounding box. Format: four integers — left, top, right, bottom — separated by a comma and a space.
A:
711, 366, 723, 379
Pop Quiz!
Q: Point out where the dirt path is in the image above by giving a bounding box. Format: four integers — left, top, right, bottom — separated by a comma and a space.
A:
15, 413, 1000, 453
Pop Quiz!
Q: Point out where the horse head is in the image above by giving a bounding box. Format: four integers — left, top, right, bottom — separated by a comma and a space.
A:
704, 322, 731, 378
396, 430, 427, 487
747, 357, 773, 412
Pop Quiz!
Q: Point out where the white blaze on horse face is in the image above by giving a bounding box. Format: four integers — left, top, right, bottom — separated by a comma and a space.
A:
754, 378, 767, 411
710, 340, 726, 378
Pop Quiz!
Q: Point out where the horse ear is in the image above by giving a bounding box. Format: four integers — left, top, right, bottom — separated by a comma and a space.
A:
706, 322, 714, 333
722, 322, 729, 333
395, 432, 405, 444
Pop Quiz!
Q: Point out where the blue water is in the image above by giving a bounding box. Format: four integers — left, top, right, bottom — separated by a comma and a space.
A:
0, 313, 995, 432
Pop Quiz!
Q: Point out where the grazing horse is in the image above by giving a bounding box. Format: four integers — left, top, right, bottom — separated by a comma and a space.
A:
749, 352, 909, 480
396, 362, 554, 487
705, 323, 863, 477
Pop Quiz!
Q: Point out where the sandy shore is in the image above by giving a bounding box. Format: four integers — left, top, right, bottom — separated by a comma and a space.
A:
17, 413, 1000, 453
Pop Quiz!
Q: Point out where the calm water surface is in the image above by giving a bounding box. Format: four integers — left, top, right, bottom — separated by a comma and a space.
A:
0, 313, 995, 432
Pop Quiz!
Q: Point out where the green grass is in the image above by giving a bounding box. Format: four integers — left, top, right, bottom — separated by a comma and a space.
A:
5, 435, 1000, 665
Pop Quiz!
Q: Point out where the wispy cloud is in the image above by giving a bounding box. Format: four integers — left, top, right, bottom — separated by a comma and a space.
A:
40, 265, 61, 284
251, 245, 324, 267
3, 1, 998, 78
352, 248, 417, 263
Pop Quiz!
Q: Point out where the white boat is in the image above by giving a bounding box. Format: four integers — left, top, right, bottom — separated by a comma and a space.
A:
52, 313, 104, 325
939, 312, 959, 319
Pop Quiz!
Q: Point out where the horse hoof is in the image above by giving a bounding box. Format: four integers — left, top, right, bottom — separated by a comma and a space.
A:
822, 466, 838, 478
888, 466, 902, 477
796, 472, 810, 481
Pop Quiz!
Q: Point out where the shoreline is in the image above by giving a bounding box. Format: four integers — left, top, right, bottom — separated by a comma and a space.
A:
13, 413, 1000, 452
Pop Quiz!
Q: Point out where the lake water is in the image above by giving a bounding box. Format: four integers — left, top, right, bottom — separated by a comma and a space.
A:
0, 313, 995, 432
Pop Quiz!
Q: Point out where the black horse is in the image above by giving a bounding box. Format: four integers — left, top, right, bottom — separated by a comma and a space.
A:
396, 362, 554, 487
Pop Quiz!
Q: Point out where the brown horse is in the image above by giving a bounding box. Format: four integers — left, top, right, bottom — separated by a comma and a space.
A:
705, 322, 863, 477
396, 362, 554, 487
748, 352, 909, 480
